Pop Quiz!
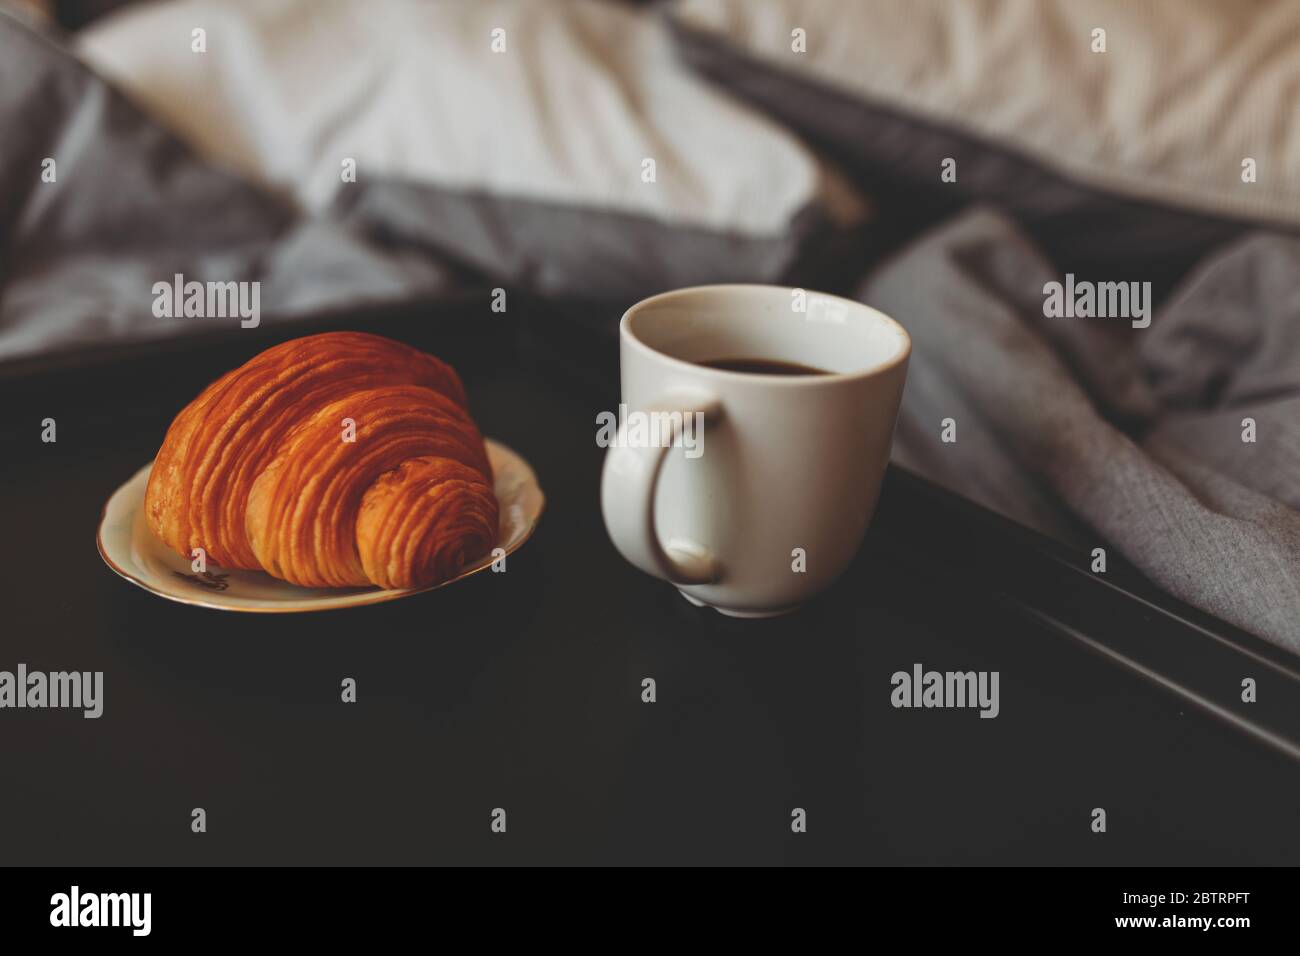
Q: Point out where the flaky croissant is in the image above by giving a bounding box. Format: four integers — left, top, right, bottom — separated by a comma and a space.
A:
145, 332, 499, 589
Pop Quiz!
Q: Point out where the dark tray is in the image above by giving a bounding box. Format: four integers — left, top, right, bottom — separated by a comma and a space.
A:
520, 297, 1300, 763
2, 298, 1298, 865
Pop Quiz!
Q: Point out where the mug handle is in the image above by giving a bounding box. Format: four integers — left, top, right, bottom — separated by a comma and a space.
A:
600, 393, 723, 586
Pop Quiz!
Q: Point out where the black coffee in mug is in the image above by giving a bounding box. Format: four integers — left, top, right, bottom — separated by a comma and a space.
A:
701, 357, 830, 376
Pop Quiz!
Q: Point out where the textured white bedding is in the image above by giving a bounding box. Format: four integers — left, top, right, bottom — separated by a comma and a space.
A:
674, 0, 1300, 228
76, 0, 866, 235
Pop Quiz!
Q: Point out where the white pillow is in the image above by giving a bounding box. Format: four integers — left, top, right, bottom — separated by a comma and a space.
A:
77, 0, 865, 237
672, 0, 1300, 229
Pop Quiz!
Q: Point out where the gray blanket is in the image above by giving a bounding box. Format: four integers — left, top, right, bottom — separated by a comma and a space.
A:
864, 208, 1300, 651
0, 10, 452, 366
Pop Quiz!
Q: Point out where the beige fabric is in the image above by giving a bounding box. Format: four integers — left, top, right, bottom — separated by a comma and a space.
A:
673, 0, 1300, 227
76, 0, 866, 235
0, 0, 50, 27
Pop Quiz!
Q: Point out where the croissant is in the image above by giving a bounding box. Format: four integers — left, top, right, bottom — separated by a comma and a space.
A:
145, 331, 498, 589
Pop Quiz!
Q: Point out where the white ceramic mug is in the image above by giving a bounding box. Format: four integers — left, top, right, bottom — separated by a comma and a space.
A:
600, 284, 911, 617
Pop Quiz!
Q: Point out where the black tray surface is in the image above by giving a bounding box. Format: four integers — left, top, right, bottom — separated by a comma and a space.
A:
2, 302, 1297, 865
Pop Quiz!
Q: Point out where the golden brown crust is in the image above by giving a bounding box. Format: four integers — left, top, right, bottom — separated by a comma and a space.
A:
144, 332, 497, 589
357, 457, 498, 590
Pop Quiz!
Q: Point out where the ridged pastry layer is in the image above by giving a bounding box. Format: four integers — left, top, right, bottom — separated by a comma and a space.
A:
144, 332, 498, 590
245, 385, 491, 587
145, 331, 468, 570
357, 457, 499, 590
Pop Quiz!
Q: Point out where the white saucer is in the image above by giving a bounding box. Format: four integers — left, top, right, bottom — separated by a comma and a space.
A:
96, 438, 544, 613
